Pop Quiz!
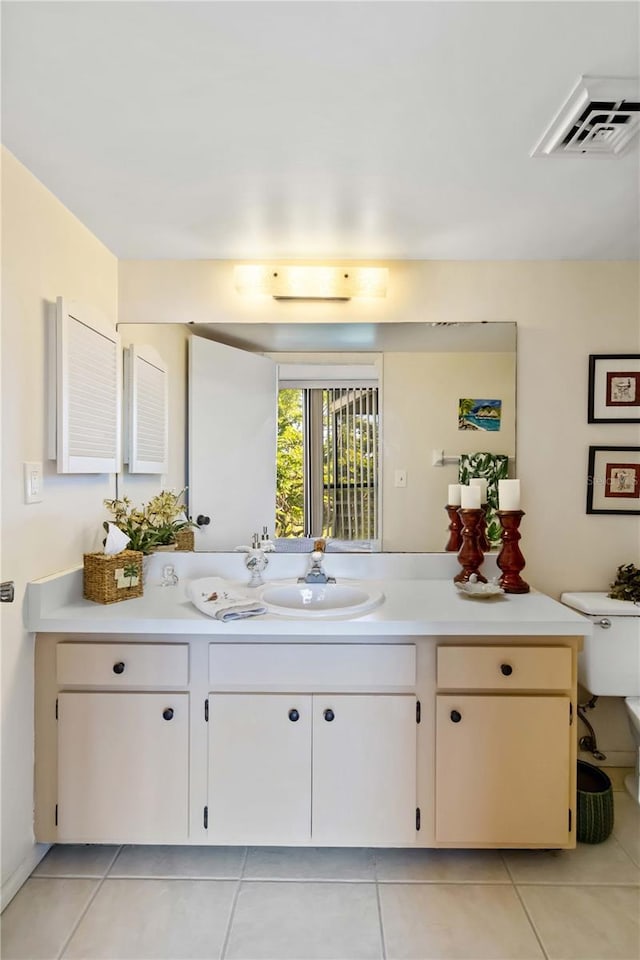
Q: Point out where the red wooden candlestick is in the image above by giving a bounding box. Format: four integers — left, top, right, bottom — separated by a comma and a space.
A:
444, 504, 463, 552
454, 509, 487, 583
496, 509, 530, 594
477, 505, 490, 553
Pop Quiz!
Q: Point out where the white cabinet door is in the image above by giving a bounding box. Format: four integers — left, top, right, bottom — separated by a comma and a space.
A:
208, 694, 311, 844
57, 693, 188, 843
312, 695, 417, 844
436, 695, 571, 846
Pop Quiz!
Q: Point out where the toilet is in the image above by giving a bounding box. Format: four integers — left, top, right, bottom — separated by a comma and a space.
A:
561, 592, 640, 804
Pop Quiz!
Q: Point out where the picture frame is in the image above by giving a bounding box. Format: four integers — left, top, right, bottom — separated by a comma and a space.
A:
588, 354, 640, 423
587, 445, 640, 515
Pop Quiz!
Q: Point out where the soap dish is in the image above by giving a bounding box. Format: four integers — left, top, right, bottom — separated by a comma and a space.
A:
455, 576, 505, 599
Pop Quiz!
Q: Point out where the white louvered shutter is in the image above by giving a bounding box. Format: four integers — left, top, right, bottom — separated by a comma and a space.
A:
125, 345, 168, 474
55, 298, 121, 473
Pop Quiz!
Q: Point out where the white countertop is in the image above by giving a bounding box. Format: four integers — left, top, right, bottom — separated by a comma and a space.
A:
27, 557, 591, 638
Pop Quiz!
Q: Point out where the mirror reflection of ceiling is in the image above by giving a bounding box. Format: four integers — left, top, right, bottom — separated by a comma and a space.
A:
190, 322, 516, 354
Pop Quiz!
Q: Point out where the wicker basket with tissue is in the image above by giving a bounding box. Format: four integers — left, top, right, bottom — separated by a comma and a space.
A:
83, 550, 143, 604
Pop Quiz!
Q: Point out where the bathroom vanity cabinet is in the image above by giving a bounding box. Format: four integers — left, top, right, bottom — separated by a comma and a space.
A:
34, 629, 581, 850
434, 645, 574, 846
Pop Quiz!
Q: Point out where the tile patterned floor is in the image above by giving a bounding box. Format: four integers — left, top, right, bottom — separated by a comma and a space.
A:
1, 791, 639, 960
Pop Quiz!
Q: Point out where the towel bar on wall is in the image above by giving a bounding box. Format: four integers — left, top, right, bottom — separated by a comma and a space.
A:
431, 449, 515, 468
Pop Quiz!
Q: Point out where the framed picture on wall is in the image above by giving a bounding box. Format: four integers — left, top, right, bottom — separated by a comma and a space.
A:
587, 445, 640, 515
588, 354, 640, 423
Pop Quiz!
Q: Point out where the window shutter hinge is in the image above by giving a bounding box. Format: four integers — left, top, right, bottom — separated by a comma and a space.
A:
416, 700, 421, 724
204, 806, 208, 829
55, 698, 58, 720
569, 808, 572, 832
416, 807, 421, 831
204, 699, 209, 722
569, 703, 573, 725
55, 804, 58, 826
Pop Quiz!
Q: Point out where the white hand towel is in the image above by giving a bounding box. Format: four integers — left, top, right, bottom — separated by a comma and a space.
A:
188, 577, 267, 622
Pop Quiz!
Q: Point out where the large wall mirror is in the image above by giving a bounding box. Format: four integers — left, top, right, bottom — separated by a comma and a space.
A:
117, 321, 516, 553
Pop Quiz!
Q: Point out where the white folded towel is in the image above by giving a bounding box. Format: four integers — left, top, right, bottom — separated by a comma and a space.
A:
188, 577, 267, 622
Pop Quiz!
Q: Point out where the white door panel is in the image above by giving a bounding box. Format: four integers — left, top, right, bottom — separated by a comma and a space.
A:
208, 693, 311, 843
57, 692, 188, 843
189, 336, 277, 550
312, 694, 416, 844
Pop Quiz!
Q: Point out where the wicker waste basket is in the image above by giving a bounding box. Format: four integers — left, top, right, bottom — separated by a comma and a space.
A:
576, 760, 614, 844
83, 550, 144, 604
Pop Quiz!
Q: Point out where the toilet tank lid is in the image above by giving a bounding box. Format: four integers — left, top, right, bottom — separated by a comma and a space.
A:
561, 592, 640, 617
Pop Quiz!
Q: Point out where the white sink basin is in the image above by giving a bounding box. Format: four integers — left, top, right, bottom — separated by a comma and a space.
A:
258, 580, 384, 618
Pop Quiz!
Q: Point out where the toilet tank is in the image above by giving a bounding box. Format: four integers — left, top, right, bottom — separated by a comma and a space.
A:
561, 592, 640, 697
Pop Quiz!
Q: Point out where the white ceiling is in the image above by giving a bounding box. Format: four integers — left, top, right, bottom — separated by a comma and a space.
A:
2, 1, 639, 261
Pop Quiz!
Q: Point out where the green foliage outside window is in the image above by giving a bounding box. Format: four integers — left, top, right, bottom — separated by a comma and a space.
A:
276, 389, 304, 537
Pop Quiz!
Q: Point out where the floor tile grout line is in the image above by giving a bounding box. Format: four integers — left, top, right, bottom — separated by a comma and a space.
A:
220, 848, 248, 960
54, 872, 111, 960
103, 845, 124, 878
511, 883, 550, 960
498, 850, 514, 887
502, 853, 549, 960
374, 881, 387, 960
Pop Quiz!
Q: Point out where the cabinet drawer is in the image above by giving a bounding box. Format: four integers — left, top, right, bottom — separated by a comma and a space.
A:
437, 646, 572, 692
209, 643, 416, 690
57, 643, 189, 687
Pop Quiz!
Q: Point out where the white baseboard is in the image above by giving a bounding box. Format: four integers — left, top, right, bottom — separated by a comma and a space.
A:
578, 749, 635, 767
1, 843, 51, 913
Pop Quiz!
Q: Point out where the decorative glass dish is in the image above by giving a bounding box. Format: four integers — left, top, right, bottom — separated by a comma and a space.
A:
455, 575, 505, 599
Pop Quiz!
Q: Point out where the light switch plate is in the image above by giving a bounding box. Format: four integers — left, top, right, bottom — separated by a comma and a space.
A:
24, 461, 43, 503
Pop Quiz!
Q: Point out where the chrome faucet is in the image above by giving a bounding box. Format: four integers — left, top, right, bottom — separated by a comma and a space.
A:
299, 540, 336, 584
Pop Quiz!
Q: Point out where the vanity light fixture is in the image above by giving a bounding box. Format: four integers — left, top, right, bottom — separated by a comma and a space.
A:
234, 265, 388, 301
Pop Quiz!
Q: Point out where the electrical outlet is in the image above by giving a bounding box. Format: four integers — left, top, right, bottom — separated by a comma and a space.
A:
394, 469, 407, 488
24, 461, 43, 503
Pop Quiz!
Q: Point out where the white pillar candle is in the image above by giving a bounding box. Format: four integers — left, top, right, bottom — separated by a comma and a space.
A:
470, 477, 488, 503
448, 484, 462, 506
498, 479, 521, 510
460, 484, 482, 509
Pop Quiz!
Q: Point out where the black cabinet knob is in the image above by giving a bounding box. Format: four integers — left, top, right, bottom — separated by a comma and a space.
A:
323, 709, 335, 722
162, 708, 174, 721
288, 709, 300, 722
500, 663, 513, 676
113, 661, 125, 675
196, 515, 210, 526
450, 710, 462, 723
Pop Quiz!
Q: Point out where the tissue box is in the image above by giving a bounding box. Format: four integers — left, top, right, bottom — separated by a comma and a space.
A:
83, 550, 144, 604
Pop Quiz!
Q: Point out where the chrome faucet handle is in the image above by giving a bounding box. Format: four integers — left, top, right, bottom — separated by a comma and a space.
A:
299, 547, 336, 584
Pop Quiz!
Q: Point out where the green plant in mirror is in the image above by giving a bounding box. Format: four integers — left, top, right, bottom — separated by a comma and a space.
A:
104, 488, 195, 554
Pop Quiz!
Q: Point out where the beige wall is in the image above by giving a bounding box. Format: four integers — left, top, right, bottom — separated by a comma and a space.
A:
383, 352, 516, 551
120, 258, 640, 592
0, 149, 118, 897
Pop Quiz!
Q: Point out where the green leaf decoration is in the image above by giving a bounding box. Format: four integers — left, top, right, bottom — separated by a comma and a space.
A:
608, 563, 640, 603
459, 453, 509, 547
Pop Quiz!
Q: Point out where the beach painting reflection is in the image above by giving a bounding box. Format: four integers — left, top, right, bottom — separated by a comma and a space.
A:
458, 398, 502, 431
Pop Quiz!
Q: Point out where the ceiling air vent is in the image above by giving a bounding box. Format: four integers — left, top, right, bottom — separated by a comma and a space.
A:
531, 75, 640, 157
